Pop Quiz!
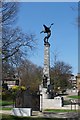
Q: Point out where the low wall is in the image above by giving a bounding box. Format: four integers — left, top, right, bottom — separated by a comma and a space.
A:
42, 96, 62, 110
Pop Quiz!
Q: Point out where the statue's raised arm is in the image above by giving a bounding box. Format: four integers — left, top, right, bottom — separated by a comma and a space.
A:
40, 23, 54, 44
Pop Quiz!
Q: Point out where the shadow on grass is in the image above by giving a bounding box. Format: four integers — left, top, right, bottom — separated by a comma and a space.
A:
1, 114, 66, 120
58, 93, 68, 96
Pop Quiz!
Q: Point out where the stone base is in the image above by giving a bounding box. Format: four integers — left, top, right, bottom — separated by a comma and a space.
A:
11, 108, 32, 116
40, 88, 62, 111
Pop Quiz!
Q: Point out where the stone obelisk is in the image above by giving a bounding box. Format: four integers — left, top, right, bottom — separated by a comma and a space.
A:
43, 42, 50, 88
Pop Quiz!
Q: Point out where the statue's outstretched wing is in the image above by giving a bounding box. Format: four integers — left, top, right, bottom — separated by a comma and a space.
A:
49, 23, 54, 28
43, 24, 48, 29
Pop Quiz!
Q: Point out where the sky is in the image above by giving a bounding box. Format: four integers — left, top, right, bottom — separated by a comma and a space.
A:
4, 0, 79, 2
15, 2, 78, 75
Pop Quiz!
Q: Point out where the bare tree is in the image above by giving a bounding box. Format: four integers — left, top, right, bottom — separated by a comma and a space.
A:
2, 27, 36, 61
2, 2, 18, 27
50, 61, 72, 92
2, 2, 36, 61
1, 2, 36, 80
17, 59, 42, 93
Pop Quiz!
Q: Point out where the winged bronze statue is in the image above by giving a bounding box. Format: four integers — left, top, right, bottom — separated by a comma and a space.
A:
40, 23, 54, 43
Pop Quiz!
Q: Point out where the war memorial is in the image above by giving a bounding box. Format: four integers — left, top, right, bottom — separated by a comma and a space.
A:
11, 24, 64, 116
11, 24, 79, 119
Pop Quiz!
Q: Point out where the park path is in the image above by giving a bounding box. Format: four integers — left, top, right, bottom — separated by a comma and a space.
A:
0, 110, 12, 114
0, 110, 79, 119
0, 104, 79, 114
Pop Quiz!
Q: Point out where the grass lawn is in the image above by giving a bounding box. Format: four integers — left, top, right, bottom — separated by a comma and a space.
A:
0, 107, 12, 110
44, 109, 78, 113
63, 100, 71, 105
0, 108, 78, 112
0, 100, 13, 106
68, 95, 80, 99
1, 114, 65, 120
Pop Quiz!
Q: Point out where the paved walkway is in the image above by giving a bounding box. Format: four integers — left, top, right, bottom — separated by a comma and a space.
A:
0, 105, 80, 119
41, 112, 80, 119
56, 104, 79, 110
0, 110, 79, 119
32, 104, 80, 119
0, 110, 12, 114
0, 104, 80, 114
